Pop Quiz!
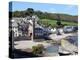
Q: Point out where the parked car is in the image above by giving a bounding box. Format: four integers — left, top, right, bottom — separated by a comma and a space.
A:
34, 28, 44, 38
44, 28, 53, 34
43, 32, 52, 40
50, 28, 56, 33
63, 26, 78, 33
34, 27, 52, 39
73, 26, 78, 31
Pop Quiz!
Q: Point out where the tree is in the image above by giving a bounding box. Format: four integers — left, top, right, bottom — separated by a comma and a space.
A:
12, 11, 22, 17
12, 8, 78, 23
25, 8, 34, 16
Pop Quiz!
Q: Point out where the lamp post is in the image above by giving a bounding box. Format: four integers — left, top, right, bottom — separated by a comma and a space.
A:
32, 15, 36, 41
56, 14, 61, 27
56, 14, 61, 35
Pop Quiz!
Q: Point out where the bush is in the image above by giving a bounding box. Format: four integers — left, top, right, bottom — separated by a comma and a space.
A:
32, 44, 44, 55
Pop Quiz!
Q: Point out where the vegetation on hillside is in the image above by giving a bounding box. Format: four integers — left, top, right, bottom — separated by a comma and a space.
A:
9, 8, 78, 23
38, 19, 77, 28
9, 8, 78, 28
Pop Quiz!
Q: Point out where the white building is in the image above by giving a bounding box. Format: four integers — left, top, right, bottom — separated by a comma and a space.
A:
11, 19, 22, 37
10, 15, 49, 38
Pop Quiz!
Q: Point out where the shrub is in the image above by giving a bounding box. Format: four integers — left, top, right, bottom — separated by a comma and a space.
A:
32, 44, 44, 55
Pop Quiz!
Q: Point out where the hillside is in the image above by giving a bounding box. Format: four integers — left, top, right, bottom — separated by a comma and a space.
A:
9, 8, 78, 23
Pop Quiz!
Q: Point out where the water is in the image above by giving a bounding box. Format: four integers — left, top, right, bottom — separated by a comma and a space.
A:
46, 45, 59, 53
45, 44, 59, 56
45, 34, 78, 56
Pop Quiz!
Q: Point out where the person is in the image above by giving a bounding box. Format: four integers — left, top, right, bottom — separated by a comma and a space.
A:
56, 28, 61, 35
30, 33, 32, 38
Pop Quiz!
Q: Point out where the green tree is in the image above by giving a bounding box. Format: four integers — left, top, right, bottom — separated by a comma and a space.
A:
25, 8, 34, 16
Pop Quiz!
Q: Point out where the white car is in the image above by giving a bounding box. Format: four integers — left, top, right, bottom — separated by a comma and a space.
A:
50, 28, 56, 33
63, 26, 77, 33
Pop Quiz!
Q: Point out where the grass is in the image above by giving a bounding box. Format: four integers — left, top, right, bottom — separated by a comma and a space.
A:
39, 19, 78, 27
